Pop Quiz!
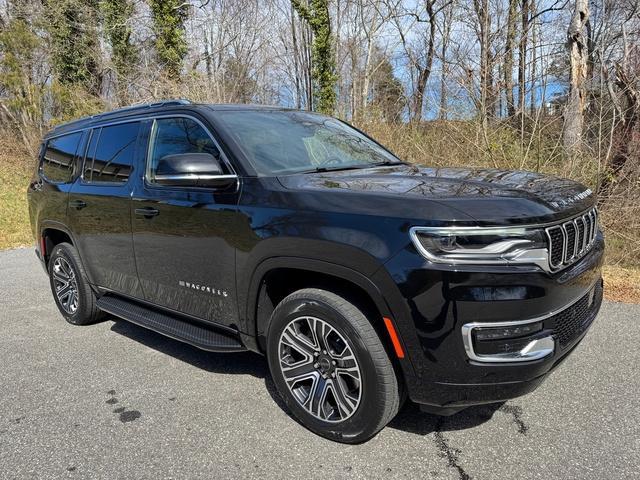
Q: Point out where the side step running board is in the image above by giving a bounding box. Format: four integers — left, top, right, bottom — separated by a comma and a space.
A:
97, 295, 246, 352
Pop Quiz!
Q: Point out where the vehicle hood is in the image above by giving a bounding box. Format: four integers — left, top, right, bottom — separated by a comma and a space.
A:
277, 164, 596, 225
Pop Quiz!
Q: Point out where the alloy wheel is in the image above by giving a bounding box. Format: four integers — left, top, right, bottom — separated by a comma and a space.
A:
278, 316, 362, 423
52, 257, 79, 315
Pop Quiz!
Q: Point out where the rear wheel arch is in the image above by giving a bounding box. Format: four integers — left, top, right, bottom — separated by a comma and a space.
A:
39, 223, 96, 287
41, 225, 74, 265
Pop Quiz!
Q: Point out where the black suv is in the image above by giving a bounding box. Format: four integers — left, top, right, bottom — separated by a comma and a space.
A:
28, 100, 604, 443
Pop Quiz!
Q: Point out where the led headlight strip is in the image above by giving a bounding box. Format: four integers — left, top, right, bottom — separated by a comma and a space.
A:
409, 225, 551, 271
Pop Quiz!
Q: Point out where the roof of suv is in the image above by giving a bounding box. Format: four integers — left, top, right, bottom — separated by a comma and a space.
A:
45, 100, 297, 139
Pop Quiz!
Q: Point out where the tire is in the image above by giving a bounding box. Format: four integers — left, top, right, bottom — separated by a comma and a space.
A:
266, 288, 401, 443
48, 242, 103, 326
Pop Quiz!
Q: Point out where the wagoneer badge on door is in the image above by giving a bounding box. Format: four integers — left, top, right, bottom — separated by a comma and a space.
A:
179, 280, 228, 297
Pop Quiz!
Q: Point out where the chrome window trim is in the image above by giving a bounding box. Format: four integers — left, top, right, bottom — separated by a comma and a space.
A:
44, 112, 239, 189
461, 278, 599, 363
153, 174, 238, 182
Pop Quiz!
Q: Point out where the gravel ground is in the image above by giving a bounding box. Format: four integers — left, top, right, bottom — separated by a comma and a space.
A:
0, 247, 638, 479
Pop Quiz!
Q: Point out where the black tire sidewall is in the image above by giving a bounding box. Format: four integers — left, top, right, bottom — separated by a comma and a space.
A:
48, 243, 97, 325
267, 293, 393, 443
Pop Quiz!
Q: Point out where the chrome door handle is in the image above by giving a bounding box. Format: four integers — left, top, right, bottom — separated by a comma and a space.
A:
135, 207, 160, 218
69, 200, 87, 210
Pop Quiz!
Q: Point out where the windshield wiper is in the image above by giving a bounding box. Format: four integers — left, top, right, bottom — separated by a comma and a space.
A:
297, 161, 403, 174
373, 160, 404, 167
301, 165, 371, 174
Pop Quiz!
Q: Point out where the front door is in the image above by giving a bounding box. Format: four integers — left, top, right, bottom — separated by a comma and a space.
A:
131, 115, 241, 327
67, 120, 143, 298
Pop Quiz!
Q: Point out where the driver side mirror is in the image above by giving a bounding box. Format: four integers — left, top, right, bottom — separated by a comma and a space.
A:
154, 152, 237, 188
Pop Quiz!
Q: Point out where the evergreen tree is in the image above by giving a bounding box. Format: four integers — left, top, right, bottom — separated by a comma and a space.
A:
371, 54, 405, 122
46, 0, 102, 95
100, 0, 137, 98
291, 0, 337, 114
149, 0, 188, 80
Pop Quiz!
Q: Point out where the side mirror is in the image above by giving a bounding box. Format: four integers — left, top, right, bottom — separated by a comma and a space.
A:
154, 152, 237, 188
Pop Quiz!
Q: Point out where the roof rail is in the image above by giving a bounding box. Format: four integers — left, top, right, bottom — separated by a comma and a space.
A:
90, 99, 192, 120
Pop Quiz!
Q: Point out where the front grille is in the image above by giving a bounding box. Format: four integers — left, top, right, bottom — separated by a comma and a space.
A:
549, 281, 603, 348
546, 208, 598, 271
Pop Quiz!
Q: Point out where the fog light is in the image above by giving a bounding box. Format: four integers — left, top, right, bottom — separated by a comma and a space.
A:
462, 321, 555, 363
474, 322, 543, 341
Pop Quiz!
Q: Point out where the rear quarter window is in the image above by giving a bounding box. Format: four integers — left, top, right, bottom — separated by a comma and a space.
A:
41, 132, 83, 183
83, 122, 140, 184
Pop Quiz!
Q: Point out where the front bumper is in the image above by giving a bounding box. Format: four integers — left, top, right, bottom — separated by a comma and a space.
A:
374, 232, 605, 409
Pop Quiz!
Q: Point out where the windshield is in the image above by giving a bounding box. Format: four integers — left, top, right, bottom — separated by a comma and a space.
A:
215, 110, 401, 175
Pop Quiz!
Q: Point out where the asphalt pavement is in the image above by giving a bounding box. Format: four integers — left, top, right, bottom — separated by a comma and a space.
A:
0, 247, 638, 479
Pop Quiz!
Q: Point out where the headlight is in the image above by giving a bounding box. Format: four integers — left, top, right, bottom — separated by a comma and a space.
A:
409, 226, 550, 270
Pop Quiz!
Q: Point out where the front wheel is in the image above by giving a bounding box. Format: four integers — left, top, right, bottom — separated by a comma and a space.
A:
266, 288, 401, 443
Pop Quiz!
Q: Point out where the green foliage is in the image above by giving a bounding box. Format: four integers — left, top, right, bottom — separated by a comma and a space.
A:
0, 19, 42, 117
46, 0, 102, 94
149, 0, 188, 79
100, 0, 137, 90
370, 55, 405, 122
291, 0, 337, 114
48, 81, 105, 123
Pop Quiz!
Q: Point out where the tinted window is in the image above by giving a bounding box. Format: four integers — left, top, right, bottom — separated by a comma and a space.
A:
147, 117, 222, 181
84, 122, 140, 183
41, 132, 82, 183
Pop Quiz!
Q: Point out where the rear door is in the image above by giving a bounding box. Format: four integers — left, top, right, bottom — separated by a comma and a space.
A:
29, 131, 85, 240
131, 115, 241, 326
67, 121, 144, 298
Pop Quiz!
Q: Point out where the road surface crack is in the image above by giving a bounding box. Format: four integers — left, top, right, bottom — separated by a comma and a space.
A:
433, 417, 471, 480
499, 404, 529, 435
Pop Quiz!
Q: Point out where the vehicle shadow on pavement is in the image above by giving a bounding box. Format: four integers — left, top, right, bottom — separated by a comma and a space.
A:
388, 401, 504, 435
109, 319, 269, 378
108, 318, 504, 437
109, 318, 293, 413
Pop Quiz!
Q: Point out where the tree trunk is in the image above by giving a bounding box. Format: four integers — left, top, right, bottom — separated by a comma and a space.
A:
504, 0, 519, 117
563, 0, 590, 156
474, 0, 490, 122
412, 1, 437, 122
529, 1, 537, 116
518, 0, 529, 117
290, 4, 302, 109
438, 3, 453, 120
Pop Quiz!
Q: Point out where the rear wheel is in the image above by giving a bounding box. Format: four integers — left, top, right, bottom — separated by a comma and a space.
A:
48, 242, 103, 325
266, 288, 400, 443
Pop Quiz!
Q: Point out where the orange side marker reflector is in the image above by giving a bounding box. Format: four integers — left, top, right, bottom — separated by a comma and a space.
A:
383, 317, 405, 359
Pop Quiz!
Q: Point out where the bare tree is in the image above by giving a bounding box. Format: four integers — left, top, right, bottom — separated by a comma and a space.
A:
563, 0, 590, 155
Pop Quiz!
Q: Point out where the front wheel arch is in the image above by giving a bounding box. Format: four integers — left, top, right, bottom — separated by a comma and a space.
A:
246, 258, 410, 394
247, 258, 392, 348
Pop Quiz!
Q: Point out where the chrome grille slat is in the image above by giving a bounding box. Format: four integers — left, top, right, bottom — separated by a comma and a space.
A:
545, 208, 598, 272
546, 225, 565, 268
563, 221, 577, 262
576, 217, 586, 253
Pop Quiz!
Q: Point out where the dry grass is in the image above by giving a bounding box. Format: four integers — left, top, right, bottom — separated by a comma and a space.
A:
0, 123, 638, 303
603, 266, 640, 304
0, 134, 33, 249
